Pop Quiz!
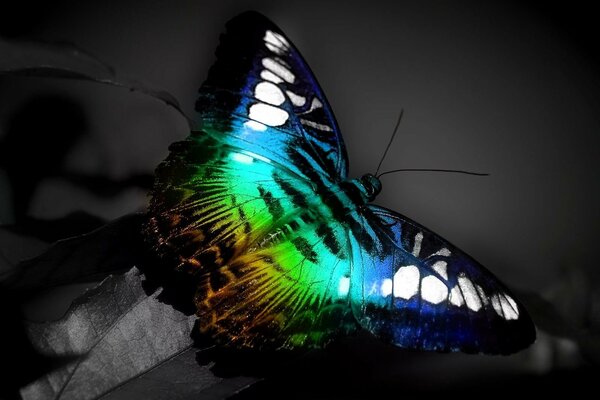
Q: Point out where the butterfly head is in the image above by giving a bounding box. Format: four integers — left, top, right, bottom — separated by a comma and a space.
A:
356, 173, 382, 202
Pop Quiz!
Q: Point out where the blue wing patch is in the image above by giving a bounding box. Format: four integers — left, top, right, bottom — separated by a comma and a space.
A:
349, 205, 536, 354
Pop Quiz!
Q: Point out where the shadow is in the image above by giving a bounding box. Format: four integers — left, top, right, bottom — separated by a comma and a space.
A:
0, 3, 54, 39
191, 330, 434, 399
0, 94, 86, 224
137, 245, 199, 318
0, 289, 58, 399
0, 94, 154, 241
192, 324, 307, 377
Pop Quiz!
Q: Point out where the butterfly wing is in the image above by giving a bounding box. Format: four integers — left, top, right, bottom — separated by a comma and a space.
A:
195, 11, 348, 180
195, 214, 356, 348
146, 12, 355, 348
349, 205, 536, 354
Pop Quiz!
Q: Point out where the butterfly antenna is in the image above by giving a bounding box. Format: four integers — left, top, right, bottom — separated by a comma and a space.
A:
377, 168, 489, 179
374, 109, 404, 177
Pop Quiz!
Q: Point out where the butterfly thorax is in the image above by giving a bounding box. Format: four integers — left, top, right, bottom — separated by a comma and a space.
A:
343, 173, 382, 204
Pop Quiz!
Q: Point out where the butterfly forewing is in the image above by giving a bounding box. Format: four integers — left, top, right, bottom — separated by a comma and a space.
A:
196, 11, 348, 180
149, 133, 310, 269
349, 205, 536, 354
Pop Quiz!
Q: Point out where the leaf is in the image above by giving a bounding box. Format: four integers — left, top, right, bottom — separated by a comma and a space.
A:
21, 266, 262, 400
3, 213, 146, 296
3, 211, 107, 244
8, 213, 261, 399
21, 267, 197, 400
0, 226, 50, 275
100, 347, 258, 400
0, 37, 191, 127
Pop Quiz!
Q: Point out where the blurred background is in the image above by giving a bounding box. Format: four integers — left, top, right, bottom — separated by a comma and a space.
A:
0, 0, 598, 397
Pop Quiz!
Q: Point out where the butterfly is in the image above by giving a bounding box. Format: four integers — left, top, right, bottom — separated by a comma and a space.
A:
145, 11, 536, 354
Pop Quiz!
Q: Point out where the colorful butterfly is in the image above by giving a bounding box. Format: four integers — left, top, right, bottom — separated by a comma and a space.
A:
145, 11, 536, 354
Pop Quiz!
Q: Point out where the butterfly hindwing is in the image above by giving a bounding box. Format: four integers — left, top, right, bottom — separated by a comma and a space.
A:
349, 205, 536, 354
196, 213, 356, 348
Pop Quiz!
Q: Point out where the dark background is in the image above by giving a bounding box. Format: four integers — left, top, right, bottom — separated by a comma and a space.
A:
0, 0, 598, 397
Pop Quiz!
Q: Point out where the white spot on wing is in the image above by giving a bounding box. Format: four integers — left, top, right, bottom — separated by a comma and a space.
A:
500, 293, 519, 320
449, 285, 465, 306
301, 97, 323, 114
248, 103, 289, 126
337, 277, 350, 298
286, 90, 306, 107
393, 265, 420, 300
265, 42, 285, 54
432, 260, 448, 280
262, 57, 295, 83
254, 81, 285, 105
368, 282, 378, 296
421, 275, 448, 304
381, 278, 393, 297
458, 274, 482, 312
432, 248, 451, 257
260, 70, 284, 84
412, 232, 423, 257
300, 119, 333, 132
231, 152, 253, 164
241, 150, 270, 163
491, 294, 504, 317
244, 120, 267, 131
476, 285, 489, 306
264, 30, 290, 50
505, 294, 519, 313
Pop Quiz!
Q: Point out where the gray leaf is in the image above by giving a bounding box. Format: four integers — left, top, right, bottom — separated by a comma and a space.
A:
4, 213, 146, 295
21, 267, 197, 400
0, 228, 49, 276
102, 347, 258, 400
0, 37, 191, 127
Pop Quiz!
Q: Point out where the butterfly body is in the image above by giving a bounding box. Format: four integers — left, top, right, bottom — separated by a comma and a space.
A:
146, 11, 535, 354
